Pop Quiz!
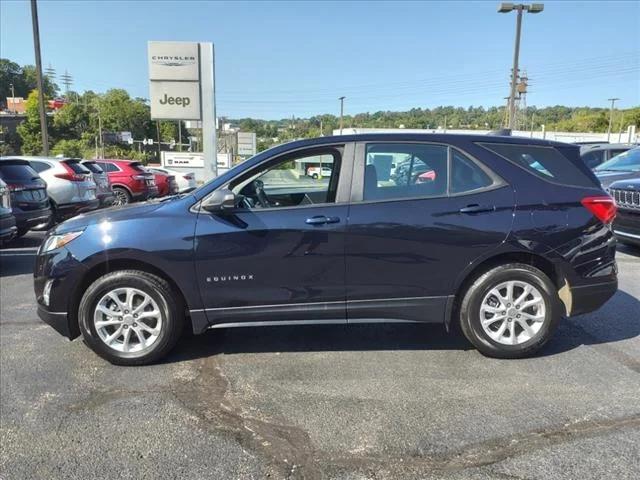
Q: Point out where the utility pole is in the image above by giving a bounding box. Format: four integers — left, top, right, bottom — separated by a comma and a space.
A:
177, 121, 182, 152
607, 97, 619, 142
9, 84, 15, 113
498, 3, 544, 131
60, 70, 73, 97
30, 0, 49, 155
339, 96, 346, 134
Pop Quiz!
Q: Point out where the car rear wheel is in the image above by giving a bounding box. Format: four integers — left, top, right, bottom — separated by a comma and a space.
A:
113, 187, 131, 206
459, 263, 560, 359
78, 270, 184, 365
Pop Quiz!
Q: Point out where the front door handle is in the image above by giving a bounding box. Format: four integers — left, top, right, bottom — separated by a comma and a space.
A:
459, 204, 496, 214
305, 215, 340, 225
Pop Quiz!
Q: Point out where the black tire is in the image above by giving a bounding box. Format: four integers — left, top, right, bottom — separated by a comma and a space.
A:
459, 263, 561, 359
113, 186, 131, 206
312, 173, 318, 179
78, 270, 184, 366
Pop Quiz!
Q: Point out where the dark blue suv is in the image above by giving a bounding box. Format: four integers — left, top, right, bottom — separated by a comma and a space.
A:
34, 134, 618, 365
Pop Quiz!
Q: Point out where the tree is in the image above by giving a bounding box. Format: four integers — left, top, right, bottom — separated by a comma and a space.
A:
17, 90, 54, 155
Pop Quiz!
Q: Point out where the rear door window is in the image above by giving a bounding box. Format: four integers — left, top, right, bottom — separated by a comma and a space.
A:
478, 143, 597, 188
450, 150, 494, 194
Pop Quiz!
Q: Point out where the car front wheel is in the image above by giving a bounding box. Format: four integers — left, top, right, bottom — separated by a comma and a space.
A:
78, 270, 184, 365
459, 263, 560, 359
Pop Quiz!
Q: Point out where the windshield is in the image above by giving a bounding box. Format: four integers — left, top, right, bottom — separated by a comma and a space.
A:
595, 148, 640, 172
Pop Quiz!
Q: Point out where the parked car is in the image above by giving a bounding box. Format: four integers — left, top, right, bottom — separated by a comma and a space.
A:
0, 178, 17, 246
94, 160, 158, 206
147, 169, 179, 197
35, 133, 618, 365
0, 159, 52, 237
147, 167, 196, 192
579, 143, 635, 169
594, 147, 640, 189
608, 178, 640, 247
3, 156, 99, 224
306, 166, 332, 179
81, 160, 115, 207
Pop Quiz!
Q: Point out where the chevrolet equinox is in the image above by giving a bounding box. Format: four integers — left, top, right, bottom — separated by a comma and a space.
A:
34, 134, 618, 365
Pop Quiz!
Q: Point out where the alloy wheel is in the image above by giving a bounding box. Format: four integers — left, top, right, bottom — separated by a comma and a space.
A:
93, 287, 163, 353
479, 280, 546, 345
113, 189, 129, 206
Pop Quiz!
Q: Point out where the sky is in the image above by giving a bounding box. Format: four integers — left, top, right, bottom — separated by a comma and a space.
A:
1, 0, 639, 119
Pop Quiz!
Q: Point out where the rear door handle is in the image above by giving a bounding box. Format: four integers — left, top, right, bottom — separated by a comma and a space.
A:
305, 215, 340, 225
459, 204, 496, 214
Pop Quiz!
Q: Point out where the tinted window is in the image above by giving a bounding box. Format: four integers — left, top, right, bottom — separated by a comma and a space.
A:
595, 148, 640, 172
30, 161, 51, 173
99, 162, 119, 172
64, 161, 91, 174
83, 162, 104, 174
450, 150, 493, 194
364, 143, 448, 201
0, 163, 40, 181
608, 149, 629, 159
479, 143, 596, 187
581, 150, 604, 169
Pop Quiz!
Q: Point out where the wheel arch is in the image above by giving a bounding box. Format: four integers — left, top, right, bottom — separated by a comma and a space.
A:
67, 258, 192, 339
445, 250, 570, 330
110, 183, 133, 196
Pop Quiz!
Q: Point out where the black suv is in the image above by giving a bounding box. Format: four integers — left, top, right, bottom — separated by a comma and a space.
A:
34, 134, 618, 365
0, 159, 52, 237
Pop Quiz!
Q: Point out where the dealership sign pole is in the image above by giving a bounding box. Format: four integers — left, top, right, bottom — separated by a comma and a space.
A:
148, 41, 217, 180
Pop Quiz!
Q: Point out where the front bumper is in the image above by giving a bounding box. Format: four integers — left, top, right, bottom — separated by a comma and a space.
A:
97, 191, 116, 207
569, 277, 618, 316
37, 306, 72, 339
613, 209, 640, 246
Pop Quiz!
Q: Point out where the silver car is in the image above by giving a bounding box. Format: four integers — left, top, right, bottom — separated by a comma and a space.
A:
4, 156, 100, 223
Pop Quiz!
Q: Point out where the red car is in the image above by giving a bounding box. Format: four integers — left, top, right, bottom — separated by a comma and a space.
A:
95, 160, 158, 206
148, 168, 179, 197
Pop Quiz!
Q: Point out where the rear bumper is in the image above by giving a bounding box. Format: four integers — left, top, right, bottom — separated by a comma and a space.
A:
132, 186, 159, 201
57, 199, 100, 220
13, 206, 52, 231
0, 214, 17, 243
569, 278, 618, 316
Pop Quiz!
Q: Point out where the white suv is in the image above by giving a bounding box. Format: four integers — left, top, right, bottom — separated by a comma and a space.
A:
306, 166, 332, 179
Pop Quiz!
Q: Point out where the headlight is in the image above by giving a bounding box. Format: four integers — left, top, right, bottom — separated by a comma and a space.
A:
41, 230, 84, 253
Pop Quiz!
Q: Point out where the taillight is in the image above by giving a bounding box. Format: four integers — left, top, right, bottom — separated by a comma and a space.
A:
7, 184, 25, 192
55, 163, 88, 182
581, 196, 617, 224
183, 174, 193, 180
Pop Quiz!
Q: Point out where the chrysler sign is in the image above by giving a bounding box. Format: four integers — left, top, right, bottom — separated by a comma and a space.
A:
148, 41, 202, 120
148, 42, 199, 81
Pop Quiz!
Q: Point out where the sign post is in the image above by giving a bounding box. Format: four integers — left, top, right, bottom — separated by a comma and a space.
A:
148, 41, 217, 180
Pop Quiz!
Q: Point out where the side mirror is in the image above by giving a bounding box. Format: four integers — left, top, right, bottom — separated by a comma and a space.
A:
201, 189, 236, 212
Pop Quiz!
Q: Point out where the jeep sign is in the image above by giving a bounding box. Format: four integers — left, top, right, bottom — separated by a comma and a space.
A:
150, 81, 201, 120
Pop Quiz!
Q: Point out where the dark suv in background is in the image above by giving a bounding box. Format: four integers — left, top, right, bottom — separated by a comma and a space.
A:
81, 160, 115, 207
0, 159, 52, 237
34, 134, 617, 365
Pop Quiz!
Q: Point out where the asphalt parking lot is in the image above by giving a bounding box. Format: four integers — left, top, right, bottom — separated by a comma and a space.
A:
1, 232, 639, 480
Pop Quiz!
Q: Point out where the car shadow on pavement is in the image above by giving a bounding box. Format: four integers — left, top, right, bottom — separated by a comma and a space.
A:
165, 289, 640, 364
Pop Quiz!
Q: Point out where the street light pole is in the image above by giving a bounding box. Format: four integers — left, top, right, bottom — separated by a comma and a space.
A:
607, 97, 620, 142
498, 3, 544, 131
339, 96, 346, 134
30, 0, 49, 155
508, 7, 523, 131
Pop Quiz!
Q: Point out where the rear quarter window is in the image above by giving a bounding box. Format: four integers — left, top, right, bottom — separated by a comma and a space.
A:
478, 143, 597, 188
